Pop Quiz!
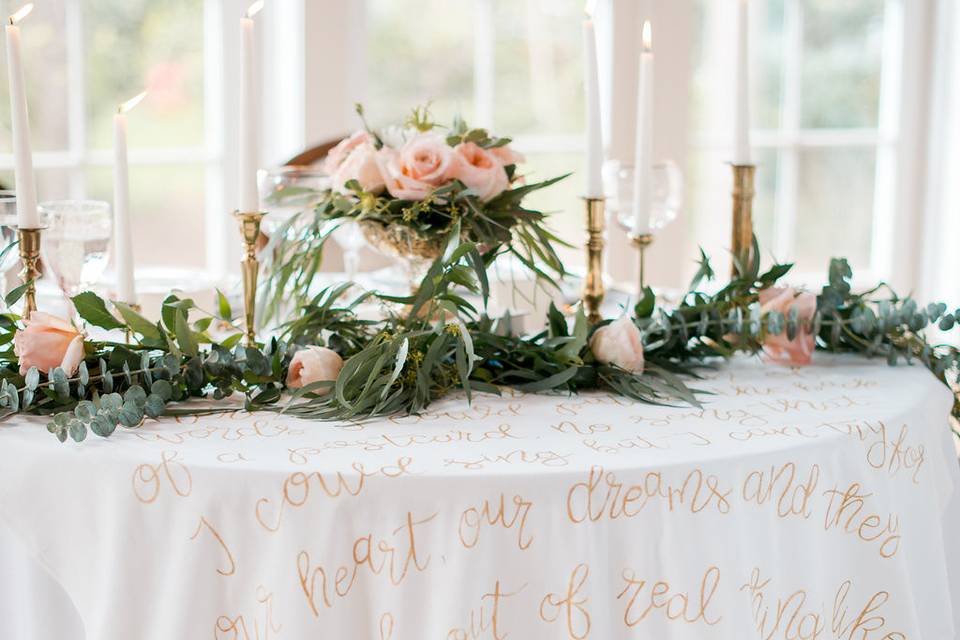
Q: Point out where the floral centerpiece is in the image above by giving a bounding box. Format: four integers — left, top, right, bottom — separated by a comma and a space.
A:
260, 106, 568, 317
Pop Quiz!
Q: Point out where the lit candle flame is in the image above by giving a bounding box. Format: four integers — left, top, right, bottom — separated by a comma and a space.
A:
245, 0, 265, 18
642, 20, 652, 51
8, 3, 33, 26
118, 90, 147, 114
583, 0, 598, 18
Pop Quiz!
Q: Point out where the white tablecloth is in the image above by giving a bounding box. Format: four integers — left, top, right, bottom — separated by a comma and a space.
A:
0, 354, 958, 639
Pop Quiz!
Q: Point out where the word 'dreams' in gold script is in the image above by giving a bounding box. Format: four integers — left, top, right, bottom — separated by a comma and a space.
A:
566, 466, 731, 523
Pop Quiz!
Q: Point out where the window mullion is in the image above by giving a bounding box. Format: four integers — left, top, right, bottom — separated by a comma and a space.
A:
472, 0, 495, 128
773, 0, 803, 258
65, 0, 86, 197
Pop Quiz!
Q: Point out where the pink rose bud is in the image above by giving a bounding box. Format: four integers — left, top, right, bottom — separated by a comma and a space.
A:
286, 346, 344, 391
590, 316, 645, 373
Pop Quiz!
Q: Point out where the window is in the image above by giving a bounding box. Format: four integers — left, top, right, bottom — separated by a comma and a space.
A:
0, 0, 223, 273
688, 0, 901, 282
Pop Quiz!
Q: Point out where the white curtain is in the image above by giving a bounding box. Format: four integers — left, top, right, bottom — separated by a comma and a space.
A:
919, 0, 960, 309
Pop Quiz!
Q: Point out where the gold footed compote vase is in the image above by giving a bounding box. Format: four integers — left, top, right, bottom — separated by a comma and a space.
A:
359, 221, 450, 295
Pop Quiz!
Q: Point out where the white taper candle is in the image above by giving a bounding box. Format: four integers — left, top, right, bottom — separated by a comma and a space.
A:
733, 0, 752, 165
631, 21, 654, 235
582, 5, 603, 199
238, 1, 263, 213
5, 4, 39, 229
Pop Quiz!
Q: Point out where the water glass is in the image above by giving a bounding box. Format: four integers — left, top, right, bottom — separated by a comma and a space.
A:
39, 200, 113, 305
0, 191, 19, 297
603, 160, 684, 234
257, 166, 329, 236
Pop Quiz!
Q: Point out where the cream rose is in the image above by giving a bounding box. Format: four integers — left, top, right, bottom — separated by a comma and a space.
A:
589, 316, 645, 373
323, 131, 371, 176
13, 312, 85, 376
379, 133, 454, 201
286, 346, 344, 391
758, 287, 818, 366
448, 142, 509, 201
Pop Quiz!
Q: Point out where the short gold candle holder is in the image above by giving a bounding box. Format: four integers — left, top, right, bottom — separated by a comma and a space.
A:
730, 163, 756, 277
233, 211, 266, 347
16, 227, 43, 319
630, 232, 655, 292
582, 197, 606, 325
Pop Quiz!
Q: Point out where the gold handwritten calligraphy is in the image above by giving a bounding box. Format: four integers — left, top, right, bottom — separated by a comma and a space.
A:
617, 566, 722, 628
539, 564, 591, 639
190, 516, 236, 577
132, 450, 192, 504
447, 580, 525, 640
458, 494, 533, 551
297, 511, 436, 614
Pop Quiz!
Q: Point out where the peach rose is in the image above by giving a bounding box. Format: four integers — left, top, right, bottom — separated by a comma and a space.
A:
449, 142, 509, 201
14, 312, 85, 376
286, 346, 344, 391
379, 133, 454, 201
759, 286, 818, 366
490, 144, 525, 167
590, 316, 645, 373
322, 130, 372, 176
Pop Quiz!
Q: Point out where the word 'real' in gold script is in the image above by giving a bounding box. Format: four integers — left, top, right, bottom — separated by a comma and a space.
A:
297, 511, 436, 614
617, 566, 722, 628
539, 564, 591, 639
447, 580, 525, 640
566, 466, 731, 523
132, 450, 192, 504
256, 457, 414, 532
458, 494, 533, 551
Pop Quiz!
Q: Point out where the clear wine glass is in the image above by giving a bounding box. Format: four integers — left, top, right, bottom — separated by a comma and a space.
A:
0, 191, 20, 299
257, 166, 329, 237
603, 160, 685, 235
39, 200, 112, 316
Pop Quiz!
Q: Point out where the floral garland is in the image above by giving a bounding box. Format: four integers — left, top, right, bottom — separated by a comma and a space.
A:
259, 105, 568, 323
1, 230, 956, 443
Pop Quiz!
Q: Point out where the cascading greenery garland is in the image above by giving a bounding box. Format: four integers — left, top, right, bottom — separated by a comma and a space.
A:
0, 230, 953, 443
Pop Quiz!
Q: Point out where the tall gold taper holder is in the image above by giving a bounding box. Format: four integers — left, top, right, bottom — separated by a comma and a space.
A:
17, 227, 43, 319
730, 163, 756, 276
630, 232, 655, 292
582, 197, 606, 324
233, 211, 266, 347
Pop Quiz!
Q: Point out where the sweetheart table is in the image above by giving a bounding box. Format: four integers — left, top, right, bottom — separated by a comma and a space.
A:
0, 354, 958, 639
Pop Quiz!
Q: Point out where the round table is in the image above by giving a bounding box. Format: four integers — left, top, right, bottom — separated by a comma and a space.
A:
0, 354, 958, 639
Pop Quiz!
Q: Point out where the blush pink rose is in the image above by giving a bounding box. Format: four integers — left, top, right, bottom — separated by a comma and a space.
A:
286, 346, 344, 392
490, 144, 525, 167
379, 133, 454, 201
590, 316, 645, 373
322, 130, 371, 175
448, 142, 510, 201
323, 131, 385, 194
13, 312, 85, 376
759, 286, 818, 366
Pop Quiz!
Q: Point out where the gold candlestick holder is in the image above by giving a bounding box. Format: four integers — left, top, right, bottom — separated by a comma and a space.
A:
17, 227, 43, 319
233, 211, 266, 347
582, 197, 606, 324
630, 232, 655, 292
730, 163, 756, 277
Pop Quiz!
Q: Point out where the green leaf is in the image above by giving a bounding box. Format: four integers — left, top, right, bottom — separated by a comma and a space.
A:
175, 311, 199, 358
71, 291, 125, 330
151, 379, 173, 401
144, 394, 165, 418
115, 302, 162, 341
124, 385, 147, 407
68, 419, 87, 442
24, 366, 39, 391
5, 282, 29, 307
118, 400, 144, 427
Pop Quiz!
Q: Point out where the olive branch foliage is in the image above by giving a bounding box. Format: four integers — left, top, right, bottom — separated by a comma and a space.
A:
0, 229, 952, 442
